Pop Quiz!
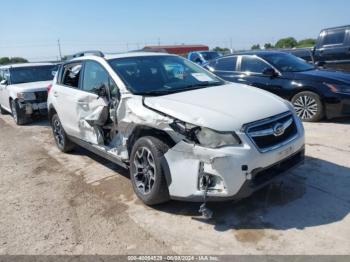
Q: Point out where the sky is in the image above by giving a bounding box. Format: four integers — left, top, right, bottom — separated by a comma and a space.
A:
1, 0, 349, 61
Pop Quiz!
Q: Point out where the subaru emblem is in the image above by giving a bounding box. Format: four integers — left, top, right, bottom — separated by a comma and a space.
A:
273, 123, 285, 137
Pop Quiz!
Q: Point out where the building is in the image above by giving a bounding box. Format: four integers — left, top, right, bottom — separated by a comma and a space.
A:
142, 44, 209, 56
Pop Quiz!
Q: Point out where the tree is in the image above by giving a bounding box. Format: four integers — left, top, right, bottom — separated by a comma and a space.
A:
275, 37, 297, 48
296, 38, 316, 48
212, 46, 230, 52
251, 44, 261, 50
0, 57, 28, 65
9, 57, 28, 64
0, 57, 10, 65
264, 43, 274, 49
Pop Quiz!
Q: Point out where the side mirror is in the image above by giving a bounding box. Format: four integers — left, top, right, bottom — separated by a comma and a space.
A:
262, 68, 277, 77
94, 84, 108, 98
0, 79, 8, 85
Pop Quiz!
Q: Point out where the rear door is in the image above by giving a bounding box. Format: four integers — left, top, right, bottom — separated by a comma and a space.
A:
315, 28, 350, 70
54, 61, 85, 138
207, 56, 240, 82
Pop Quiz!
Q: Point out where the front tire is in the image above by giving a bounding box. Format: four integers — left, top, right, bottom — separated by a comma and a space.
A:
51, 114, 75, 153
0, 104, 7, 115
10, 100, 30, 125
130, 136, 170, 205
292, 91, 324, 122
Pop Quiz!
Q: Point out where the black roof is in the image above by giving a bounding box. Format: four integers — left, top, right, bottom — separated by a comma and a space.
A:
321, 25, 350, 31
229, 50, 288, 57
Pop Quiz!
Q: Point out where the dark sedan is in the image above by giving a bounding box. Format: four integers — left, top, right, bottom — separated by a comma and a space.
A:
204, 51, 350, 122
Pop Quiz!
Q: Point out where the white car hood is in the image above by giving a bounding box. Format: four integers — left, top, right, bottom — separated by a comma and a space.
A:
144, 83, 290, 131
10, 81, 52, 93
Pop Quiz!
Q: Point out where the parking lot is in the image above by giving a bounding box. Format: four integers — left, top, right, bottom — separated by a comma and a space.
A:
0, 113, 349, 255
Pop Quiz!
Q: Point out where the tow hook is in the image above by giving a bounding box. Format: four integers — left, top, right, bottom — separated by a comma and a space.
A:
199, 174, 213, 219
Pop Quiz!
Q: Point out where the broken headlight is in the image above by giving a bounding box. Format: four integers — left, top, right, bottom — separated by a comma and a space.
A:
170, 120, 241, 148
17, 92, 36, 101
196, 127, 241, 148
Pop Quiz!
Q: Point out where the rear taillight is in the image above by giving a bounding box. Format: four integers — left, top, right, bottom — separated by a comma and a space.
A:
47, 84, 52, 93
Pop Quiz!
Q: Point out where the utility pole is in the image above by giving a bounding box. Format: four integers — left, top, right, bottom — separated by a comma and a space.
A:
158, 38, 161, 46
57, 39, 62, 61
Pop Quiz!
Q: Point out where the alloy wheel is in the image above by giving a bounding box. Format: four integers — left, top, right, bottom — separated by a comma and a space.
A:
293, 95, 318, 120
53, 119, 65, 148
132, 147, 156, 195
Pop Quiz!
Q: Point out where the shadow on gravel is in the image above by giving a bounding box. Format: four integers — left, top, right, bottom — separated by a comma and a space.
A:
322, 117, 350, 125
28, 116, 50, 127
70, 146, 130, 179
153, 156, 350, 231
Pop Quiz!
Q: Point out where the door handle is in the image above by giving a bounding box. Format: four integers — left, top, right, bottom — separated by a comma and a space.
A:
237, 78, 246, 82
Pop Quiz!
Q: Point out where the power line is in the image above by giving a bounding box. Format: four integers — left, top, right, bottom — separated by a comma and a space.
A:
57, 39, 62, 60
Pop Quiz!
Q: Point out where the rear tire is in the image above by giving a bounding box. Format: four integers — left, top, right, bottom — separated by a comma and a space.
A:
10, 100, 30, 125
130, 136, 170, 205
291, 91, 324, 122
51, 114, 75, 153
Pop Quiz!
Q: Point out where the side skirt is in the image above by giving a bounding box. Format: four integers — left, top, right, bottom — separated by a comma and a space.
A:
68, 135, 129, 170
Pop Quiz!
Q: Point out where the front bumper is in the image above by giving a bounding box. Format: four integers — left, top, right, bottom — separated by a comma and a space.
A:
164, 126, 305, 202
325, 93, 350, 119
18, 100, 48, 115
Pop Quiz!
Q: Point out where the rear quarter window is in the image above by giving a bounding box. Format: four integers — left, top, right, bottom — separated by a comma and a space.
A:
211, 57, 237, 71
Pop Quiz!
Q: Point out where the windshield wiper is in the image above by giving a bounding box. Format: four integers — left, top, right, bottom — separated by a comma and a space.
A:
140, 82, 222, 96
183, 81, 222, 90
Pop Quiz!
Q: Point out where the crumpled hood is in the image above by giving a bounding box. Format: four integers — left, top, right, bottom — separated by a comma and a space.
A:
10, 81, 52, 93
293, 69, 350, 84
144, 83, 290, 131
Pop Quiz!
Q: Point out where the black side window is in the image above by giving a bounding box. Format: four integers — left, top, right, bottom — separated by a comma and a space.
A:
322, 29, 346, 46
212, 57, 236, 71
240, 56, 270, 73
62, 63, 82, 88
0, 70, 3, 81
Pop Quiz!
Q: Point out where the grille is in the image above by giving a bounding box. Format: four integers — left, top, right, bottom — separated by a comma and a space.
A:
251, 149, 304, 187
245, 112, 298, 152
34, 91, 48, 103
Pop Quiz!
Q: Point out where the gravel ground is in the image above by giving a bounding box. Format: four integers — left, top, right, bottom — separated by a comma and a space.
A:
0, 113, 349, 255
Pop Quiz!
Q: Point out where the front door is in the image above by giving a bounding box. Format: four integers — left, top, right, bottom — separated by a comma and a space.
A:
238, 55, 288, 98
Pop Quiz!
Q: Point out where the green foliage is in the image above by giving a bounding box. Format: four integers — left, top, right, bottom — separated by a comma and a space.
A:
275, 37, 298, 48
0, 57, 28, 65
251, 44, 261, 50
264, 43, 274, 49
0, 57, 10, 65
212, 46, 230, 52
296, 38, 316, 48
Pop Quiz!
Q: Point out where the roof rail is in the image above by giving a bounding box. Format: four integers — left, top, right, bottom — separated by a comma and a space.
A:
72, 50, 105, 58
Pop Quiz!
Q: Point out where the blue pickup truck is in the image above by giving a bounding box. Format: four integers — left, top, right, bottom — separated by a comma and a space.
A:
286, 25, 350, 72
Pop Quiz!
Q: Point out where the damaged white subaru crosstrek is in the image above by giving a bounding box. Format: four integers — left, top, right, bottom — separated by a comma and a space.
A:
48, 51, 305, 208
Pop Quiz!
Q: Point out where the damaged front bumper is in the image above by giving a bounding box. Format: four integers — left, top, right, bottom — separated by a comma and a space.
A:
18, 100, 48, 116
164, 132, 305, 202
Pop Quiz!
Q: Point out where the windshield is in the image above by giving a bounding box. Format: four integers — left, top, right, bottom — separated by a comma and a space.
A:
108, 55, 224, 95
10, 65, 57, 84
201, 52, 220, 61
261, 53, 314, 72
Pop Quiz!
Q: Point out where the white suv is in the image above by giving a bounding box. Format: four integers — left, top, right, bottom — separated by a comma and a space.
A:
48, 51, 305, 208
0, 63, 57, 125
